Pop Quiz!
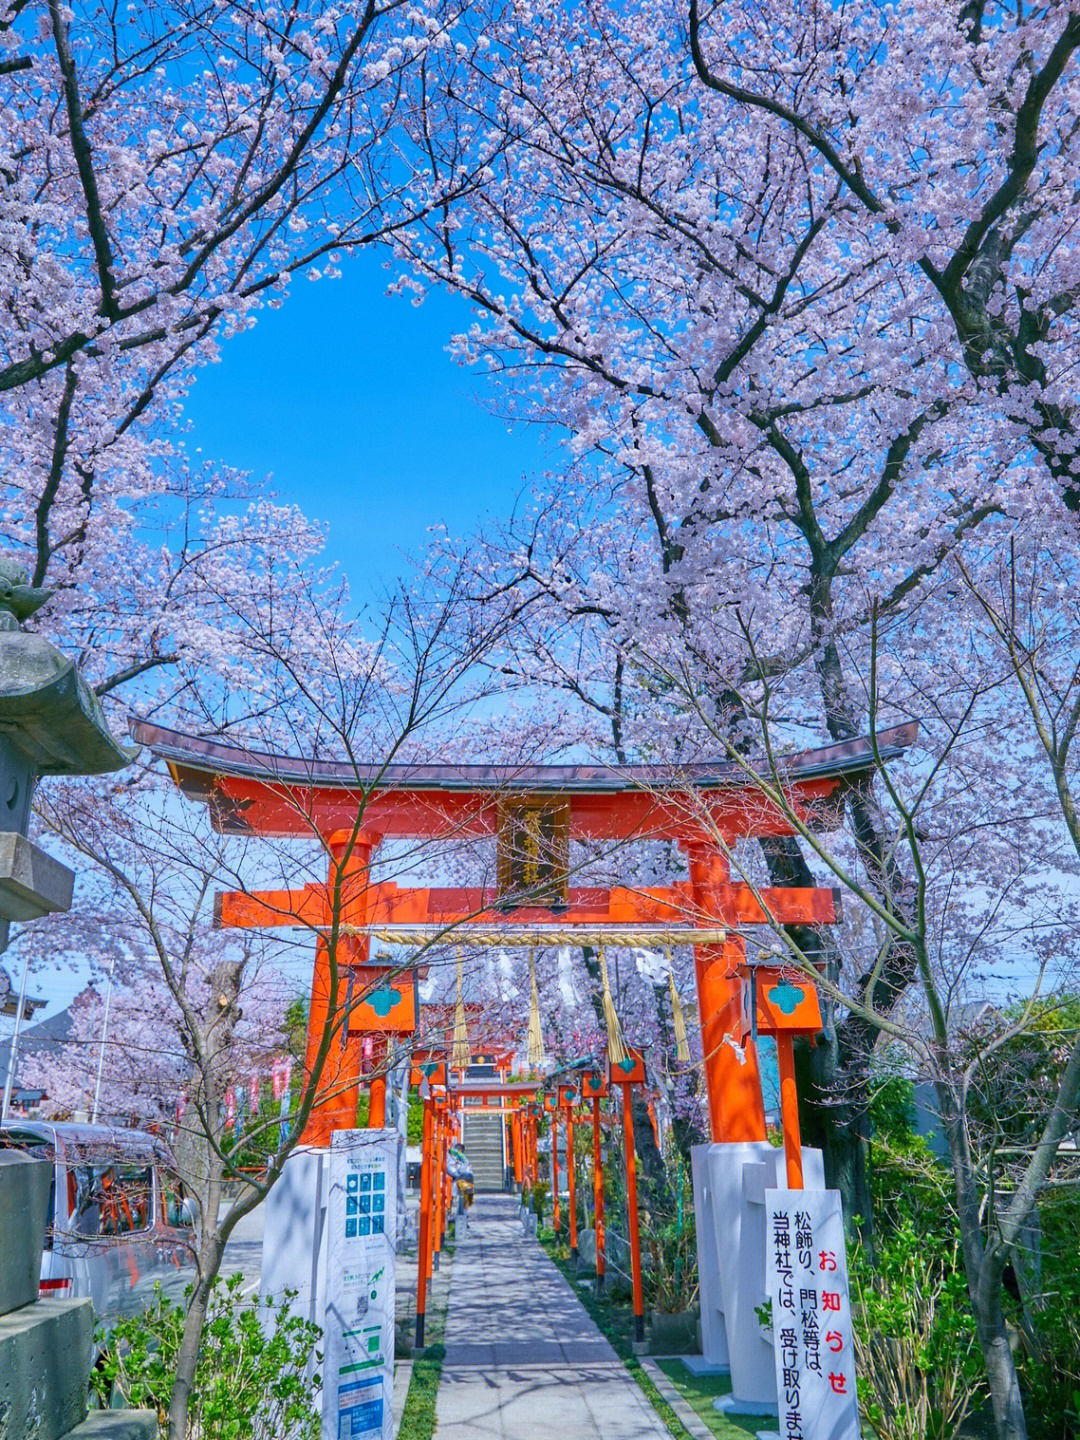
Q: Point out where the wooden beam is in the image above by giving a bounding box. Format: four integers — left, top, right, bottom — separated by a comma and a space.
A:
215, 880, 841, 933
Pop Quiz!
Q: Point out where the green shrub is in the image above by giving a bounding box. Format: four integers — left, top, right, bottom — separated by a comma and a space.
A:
407, 1091, 424, 1143
1014, 1190, 1080, 1440
851, 1220, 982, 1440
91, 1273, 322, 1439
642, 1153, 697, 1315
869, 1076, 919, 1148
531, 1179, 550, 1222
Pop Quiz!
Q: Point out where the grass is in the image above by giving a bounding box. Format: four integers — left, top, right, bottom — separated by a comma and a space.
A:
537, 1231, 693, 1440
397, 1241, 455, 1440
656, 1359, 763, 1439
397, 1344, 444, 1440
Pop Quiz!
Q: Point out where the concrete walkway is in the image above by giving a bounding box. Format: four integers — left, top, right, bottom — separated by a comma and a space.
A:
434, 1195, 669, 1439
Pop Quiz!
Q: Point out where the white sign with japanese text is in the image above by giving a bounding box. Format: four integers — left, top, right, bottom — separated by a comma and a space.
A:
323, 1129, 400, 1440
764, 1188, 859, 1440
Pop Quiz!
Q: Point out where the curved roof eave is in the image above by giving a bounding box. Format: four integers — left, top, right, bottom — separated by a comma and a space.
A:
128, 718, 919, 796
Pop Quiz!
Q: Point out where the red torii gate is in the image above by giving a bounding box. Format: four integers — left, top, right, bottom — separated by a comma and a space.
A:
133, 720, 915, 1155
411, 1057, 450, 1347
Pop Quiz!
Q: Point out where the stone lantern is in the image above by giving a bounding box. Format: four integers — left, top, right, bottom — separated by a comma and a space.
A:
0, 559, 131, 956
0, 559, 153, 1439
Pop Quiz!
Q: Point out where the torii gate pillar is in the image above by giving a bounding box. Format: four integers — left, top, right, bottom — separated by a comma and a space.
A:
301, 830, 380, 1145
685, 841, 767, 1143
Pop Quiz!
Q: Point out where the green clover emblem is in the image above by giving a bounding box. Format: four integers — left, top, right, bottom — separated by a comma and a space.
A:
767, 981, 805, 1016
366, 985, 403, 1018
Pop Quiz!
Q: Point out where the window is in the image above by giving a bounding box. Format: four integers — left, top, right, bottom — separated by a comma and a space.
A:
71, 1164, 153, 1237
160, 1175, 194, 1228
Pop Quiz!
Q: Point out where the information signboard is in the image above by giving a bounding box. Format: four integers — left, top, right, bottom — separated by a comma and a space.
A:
764, 1188, 859, 1440
323, 1129, 399, 1440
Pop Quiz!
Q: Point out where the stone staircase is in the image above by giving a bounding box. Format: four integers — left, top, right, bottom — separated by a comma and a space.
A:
0, 1152, 155, 1440
462, 1112, 505, 1192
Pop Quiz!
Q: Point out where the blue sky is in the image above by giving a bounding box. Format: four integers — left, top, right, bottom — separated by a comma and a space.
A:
16, 253, 556, 1024
183, 248, 555, 587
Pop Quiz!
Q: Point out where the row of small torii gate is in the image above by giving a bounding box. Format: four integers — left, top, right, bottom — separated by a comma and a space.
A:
135, 717, 915, 1408
407, 1048, 662, 1346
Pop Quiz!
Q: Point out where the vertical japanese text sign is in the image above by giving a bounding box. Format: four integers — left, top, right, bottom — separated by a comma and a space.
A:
764, 1189, 859, 1440
324, 1129, 400, 1440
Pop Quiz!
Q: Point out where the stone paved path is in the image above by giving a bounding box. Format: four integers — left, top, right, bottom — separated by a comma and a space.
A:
434, 1195, 669, 1439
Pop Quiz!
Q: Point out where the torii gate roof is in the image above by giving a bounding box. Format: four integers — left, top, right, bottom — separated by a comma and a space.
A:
129, 719, 917, 842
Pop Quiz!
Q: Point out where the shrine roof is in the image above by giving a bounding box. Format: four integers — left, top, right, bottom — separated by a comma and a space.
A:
552, 1055, 604, 1075
129, 719, 917, 796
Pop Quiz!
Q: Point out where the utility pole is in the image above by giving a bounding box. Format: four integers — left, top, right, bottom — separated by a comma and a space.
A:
0, 958, 31, 1123
90, 951, 118, 1124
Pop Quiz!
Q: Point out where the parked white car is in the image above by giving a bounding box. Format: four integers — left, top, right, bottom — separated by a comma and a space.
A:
0, 1121, 197, 1328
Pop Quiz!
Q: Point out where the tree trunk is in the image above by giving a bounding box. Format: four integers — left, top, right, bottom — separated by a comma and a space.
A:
943, 1080, 1030, 1440
976, 1307, 1028, 1440
1009, 1207, 1047, 1362
166, 960, 242, 1436
631, 1088, 665, 1184
793, 1031, 872, 1239
670, 1067, 707, 1161
168, 1267, 214, 1439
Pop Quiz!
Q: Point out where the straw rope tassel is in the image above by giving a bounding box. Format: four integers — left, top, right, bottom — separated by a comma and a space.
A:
452, 949, 471, 1070
667, 950, 691, 1063
527, 948, 545, 1068
598, 945, 628, 1066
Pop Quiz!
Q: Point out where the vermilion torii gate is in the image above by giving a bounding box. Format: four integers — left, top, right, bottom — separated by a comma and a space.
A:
133, 719, 916, 1155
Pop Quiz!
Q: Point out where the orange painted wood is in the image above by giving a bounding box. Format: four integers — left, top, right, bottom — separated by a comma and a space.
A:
298, 836, 378, 1146
216, 878, 839, 931
410, 1057, 448, 1088
551, 1108, 561, 1233
688, 845, 769, 1145
298, 938, 362, 1145
608, 1046, 647, 1088
512, 1113, 524, 1186
204, 771, 846, 842
416, 1098, 434, 1335
622, 1083, 645, 1336
741, 967, 824, 1038
348, 973, 418, 1035
592, 1096, 606, 1282
367, 1034, 387, 1128
566, 1106, 578, 1255
776, 1033, 804, 1190
216, 884, 328, 929
432, 1108, 445, 1264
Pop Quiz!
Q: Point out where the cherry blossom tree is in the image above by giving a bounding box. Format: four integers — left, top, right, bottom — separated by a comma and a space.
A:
0, 0, 497, 713
20, 961, 294, 1131
381, 0, 1080, 1221
639, 531, 1080, 1440
687, 0, 1080, 507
